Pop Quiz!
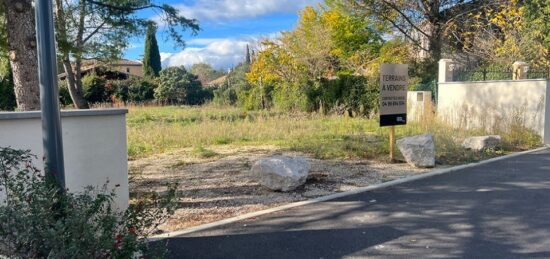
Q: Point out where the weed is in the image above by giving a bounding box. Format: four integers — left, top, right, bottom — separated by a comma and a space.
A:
191, 146, 218, 158
126, 104, 541, 164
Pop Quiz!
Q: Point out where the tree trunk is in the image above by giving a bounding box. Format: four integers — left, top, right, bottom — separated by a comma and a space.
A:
54, 0, 89, 109
61, 57, 89, 109
4, 0, 40, 111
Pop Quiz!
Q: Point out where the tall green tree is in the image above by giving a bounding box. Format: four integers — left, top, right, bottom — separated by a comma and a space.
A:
245, 44, 251, 65
143, 22, 162, 78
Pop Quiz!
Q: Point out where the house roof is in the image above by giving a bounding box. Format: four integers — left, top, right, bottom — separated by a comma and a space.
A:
58, 59, 142, 79
81, 59, 142, 67
207, 75, 227, 87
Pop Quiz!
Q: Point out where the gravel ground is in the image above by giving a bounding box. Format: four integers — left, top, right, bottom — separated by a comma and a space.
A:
129, 145, 431, 233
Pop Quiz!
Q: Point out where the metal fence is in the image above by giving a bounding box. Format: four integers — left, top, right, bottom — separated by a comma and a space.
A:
453, 67, 549, 82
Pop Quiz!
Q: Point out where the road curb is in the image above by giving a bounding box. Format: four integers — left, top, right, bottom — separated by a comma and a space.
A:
149, 146, 548, 241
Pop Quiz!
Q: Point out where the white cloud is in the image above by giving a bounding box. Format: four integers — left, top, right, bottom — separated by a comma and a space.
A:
161, 34, 280, 70
161, 38, 252, 70
174, 0, 320, 22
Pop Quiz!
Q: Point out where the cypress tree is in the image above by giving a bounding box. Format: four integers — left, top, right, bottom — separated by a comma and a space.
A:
143, 23, 162, 78
245, 44, 251, 65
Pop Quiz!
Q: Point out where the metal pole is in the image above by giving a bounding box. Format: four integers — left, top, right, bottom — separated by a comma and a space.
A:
34, 0, 66, 189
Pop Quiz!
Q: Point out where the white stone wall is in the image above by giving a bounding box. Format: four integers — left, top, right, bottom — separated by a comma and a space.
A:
0, 109, 129, 209
407, 91, 433, 123
437, 79, 550, 144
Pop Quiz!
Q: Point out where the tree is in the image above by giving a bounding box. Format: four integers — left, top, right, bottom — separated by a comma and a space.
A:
283, 6, 336, 80
155, 66, 203, 104
347, 0, 488, 64
190, 63, 225, 86
451, 0, 548, 68
53, 0, 199, 109
143, 22, 162, 78
0, 0, 40, 110
245, 44, 251, 65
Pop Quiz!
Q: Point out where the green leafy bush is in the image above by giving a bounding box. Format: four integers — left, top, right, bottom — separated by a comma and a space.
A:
155, 66, 212, 105
112, 77, 158, 103
0, 147, 177, 258
83, 73, 111, 104
57, 80, 74, 107
212, 84, 238, 106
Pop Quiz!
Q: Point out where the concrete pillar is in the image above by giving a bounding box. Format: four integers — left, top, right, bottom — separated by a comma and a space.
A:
512, 61, 529, 80
438, 59, 454, 83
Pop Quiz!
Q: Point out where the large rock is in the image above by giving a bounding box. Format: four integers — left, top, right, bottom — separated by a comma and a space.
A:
462, 135, 501, 151
251, 156, 310, 192
396, 134, 436, 168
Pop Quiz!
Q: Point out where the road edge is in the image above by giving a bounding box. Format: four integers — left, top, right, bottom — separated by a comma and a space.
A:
149, 146, 548, 241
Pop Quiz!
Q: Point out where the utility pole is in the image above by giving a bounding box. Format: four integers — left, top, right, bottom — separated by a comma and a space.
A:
34, 0, 66, 189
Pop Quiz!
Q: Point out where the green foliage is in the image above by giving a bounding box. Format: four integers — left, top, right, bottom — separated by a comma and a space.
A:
113, 77, 158, 103
191, 146, 218, 158
190, 63, 226, 85
155, 66, 211, 105
0, 62, 15, 111
58, 80, 74, 107
82, 73, 110, 104
126, 105, 542, 161
0, 147, 177, 258
212, 84, 238, 106
213, 63, 252, 107
143, 23, 162, 78
53, 0, 200, 107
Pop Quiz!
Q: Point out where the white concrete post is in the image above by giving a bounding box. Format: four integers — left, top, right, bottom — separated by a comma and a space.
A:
438, 59, 454, 83
512, 61, 529, 80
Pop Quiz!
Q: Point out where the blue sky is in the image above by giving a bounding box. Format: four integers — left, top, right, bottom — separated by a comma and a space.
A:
124, 0, 322, 70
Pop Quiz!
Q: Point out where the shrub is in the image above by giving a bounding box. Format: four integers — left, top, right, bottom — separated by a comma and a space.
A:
83, 73, 110, 104
58, 80, 74, 107
155, 66, 209, 105
272, 81, 309, 112
112, 77, 158, 103
212, 85, 238, 106
0, 147, 177, 258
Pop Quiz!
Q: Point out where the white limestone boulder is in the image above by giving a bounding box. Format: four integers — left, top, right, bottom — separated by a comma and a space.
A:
251, 156, 310, 192
462, 135, 502, 151
396, 134, 436, 168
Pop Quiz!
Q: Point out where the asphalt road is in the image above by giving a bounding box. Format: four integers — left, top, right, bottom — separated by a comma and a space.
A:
161, 148, 550, 258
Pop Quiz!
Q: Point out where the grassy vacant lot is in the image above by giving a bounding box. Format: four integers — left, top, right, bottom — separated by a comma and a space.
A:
127, 105, 541, 165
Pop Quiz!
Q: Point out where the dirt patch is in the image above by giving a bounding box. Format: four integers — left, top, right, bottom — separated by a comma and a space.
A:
129, 145, 430, 233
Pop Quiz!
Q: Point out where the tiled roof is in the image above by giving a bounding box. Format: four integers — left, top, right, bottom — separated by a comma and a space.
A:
81, 59, 142, 66
207, 75, 227, 86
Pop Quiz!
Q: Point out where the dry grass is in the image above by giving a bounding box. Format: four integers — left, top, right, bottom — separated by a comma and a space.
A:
126, 105, 541, 165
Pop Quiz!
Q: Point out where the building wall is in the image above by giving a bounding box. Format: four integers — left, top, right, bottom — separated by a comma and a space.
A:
407, 91, 434, 123
437, 79, 550, 143
0, 109, 129, 209
114, 65, 143, 77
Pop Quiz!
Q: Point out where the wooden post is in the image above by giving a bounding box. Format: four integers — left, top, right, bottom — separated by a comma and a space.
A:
389, 126, 395, 162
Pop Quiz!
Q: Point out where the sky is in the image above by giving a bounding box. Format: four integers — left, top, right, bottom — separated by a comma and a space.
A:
124, 0, 323, 70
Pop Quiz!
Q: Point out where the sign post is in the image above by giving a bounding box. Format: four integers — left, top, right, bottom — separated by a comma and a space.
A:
380, 64, 408, 161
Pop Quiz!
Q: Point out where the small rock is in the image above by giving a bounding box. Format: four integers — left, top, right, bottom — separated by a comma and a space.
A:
462, 135, 501, 151
251, 156, 310, 192
396, 134, 436, 168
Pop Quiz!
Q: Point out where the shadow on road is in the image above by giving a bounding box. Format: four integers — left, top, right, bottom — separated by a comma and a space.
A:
158, 149, 550, 258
